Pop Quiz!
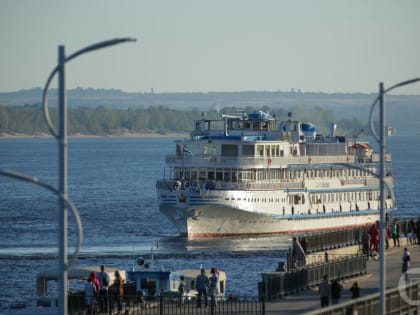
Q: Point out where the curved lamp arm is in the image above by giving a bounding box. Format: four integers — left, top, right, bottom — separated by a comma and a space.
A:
0, 169, 83, 271
42, 37, 137, 137
369, 78, 420, 143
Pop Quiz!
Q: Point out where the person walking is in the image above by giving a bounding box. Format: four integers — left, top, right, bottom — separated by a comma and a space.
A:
331, 279, 343, 304
98, 265, 110, 313
402, 247, 411, 280
318, 275, 331, 307
195, 268, 209, 308
368, 222, 379, 252
350, 282, 360, 299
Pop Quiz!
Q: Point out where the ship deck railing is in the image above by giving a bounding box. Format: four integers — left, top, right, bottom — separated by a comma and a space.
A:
156, 176, 390, 192
157, 178, 308, 191
165, 153, 387, 168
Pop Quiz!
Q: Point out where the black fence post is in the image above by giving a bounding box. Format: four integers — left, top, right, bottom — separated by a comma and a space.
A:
261, 295, 266, 315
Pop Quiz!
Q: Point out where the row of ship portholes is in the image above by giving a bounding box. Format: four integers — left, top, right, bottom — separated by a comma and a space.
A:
222, 192, 380, 206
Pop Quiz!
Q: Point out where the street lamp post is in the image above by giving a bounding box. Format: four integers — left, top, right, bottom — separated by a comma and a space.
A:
42, 37, 136, 315
369, 78, 420, 315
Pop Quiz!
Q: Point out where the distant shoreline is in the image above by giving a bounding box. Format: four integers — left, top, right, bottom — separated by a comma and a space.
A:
0, 131, 188, 139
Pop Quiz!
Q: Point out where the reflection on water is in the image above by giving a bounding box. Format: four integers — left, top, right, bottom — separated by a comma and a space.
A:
159, 234, 291, 253
0, 234, 291, 259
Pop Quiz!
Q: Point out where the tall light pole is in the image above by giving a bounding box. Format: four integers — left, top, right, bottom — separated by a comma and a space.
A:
369, 78, 420, 315
42, 37, 136, 315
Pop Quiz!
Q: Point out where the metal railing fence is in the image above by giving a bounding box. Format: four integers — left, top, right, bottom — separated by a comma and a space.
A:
260, 254, 367, 300
66, 293, 264, 315
299, 218, 417, 254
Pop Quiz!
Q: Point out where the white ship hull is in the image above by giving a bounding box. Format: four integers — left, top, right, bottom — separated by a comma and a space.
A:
160, 202, 379, 237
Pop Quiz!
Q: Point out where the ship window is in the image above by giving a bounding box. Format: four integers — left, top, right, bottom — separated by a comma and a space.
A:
208, 170, 215, 180
216, 169, 223, 180
257, 145, 264, 156
204, 143, 217, 156
183, 168, 191, 180
199, 168, 206, 180
191, 168, 198, 180
242, 145, 254, 156
221, 144, 238, 157
232, 169, 238, 181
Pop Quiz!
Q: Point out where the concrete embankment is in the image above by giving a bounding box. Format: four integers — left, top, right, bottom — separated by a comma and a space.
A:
265, 237, 419, 314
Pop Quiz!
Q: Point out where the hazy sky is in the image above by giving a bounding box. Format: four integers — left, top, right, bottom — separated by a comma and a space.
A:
1, 0, 420, 94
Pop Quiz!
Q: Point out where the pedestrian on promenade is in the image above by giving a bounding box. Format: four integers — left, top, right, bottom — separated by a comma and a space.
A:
350, 281, 360, 299
391, 220, 400, 247
368, 222, 379, 252
196, 268, 209, 308
402, 247, 411, 280
331, 279, 343, 304
318, 275, 331, 307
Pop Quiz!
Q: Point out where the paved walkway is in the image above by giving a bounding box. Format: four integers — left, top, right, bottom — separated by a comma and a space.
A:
265, 238, 420, 314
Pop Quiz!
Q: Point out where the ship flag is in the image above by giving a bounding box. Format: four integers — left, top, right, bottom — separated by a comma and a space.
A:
183, 144, 192, 154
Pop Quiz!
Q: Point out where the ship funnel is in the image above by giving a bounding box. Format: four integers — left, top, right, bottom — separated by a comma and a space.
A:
329, 123, 336, 137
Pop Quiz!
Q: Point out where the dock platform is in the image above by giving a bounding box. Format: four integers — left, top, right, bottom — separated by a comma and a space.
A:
265, 238, 420, 314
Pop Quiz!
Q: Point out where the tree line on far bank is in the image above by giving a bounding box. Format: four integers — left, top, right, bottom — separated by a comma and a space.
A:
0, 104, 366, 136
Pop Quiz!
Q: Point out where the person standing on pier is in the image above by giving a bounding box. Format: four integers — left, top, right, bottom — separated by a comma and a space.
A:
196, 268, 209, 308
391, 220, 400, 247
319, 275, 331, 307
84, 275, 97, 315
98, 265, 110, 313
209, 267, 219, 306
331, 279, 343, 304
402, 247, 411, 280
111, 270, 124, 315
178, 275, 186, 307
350, 282, 360, 299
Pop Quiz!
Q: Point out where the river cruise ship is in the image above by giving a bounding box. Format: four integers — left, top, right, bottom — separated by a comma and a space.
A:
156, 111, 394, 237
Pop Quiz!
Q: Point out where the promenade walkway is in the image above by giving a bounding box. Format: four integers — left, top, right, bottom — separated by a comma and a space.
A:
265, 238, 420, 314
